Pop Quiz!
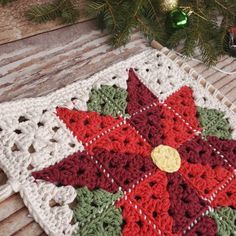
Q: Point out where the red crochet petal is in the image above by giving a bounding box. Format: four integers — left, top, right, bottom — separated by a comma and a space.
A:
87, 124, 152, 156
94, 149, 156, 191
185, 216, 217, 236
129, 105, 164, 147
161, 106, 195, 148
179, 136, 233, 198
56, 107, 122, 143
180, 161, 231, 199
32, 151, 119, 193
129, 104, 195, 148
207, 136, 236, 168
126, 69, 158, 115
116, 199, 160, 236
166, 173, 208, 234
126, 170, 175, 234
165, 86, 201, 131
211, 177, 236, 208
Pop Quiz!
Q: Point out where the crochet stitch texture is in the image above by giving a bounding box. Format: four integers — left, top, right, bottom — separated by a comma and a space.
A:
0, 48, 235, 236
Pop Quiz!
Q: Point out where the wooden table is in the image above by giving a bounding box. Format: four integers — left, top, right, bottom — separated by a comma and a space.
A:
0, 19, 235, 235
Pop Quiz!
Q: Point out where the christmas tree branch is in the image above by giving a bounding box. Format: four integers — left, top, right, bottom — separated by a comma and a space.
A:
0, 0, 16, 6
26, 0, 79, 24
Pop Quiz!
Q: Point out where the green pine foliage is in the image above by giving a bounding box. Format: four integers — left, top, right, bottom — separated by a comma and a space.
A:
0, 0, 16, 6
26, 0, 79, 24
6, 0, 236, 65
88, 0, 236, 65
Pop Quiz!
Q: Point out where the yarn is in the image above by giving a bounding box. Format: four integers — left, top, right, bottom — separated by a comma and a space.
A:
1, 48, 235, 236
210, 207, 236, 236
185, 216, 217, 236
151, 145, 181, 173
197, 107, 231, 139
73, 187, 122, 236
126, 69, 158, 115
165, 86, 201, 131
33, 69, 236, 235
32, 151, 119, 193
207, 136, 236, 168
87, 85, 128, 117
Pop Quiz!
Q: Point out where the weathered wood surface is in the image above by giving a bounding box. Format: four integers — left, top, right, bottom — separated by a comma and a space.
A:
0, 0, 90, 45
0, 19, 235, 235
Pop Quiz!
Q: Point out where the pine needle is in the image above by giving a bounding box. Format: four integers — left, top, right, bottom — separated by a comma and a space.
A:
0, 0, 16, 6
26, 0, 79, 24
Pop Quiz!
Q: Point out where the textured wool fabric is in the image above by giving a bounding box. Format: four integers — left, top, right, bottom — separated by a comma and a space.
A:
0, 48, 235, 236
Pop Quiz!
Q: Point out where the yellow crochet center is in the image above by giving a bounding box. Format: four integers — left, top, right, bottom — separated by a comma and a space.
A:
151, 145, 181, 173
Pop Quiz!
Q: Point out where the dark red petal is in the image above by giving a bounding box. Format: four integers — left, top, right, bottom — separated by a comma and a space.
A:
167, 173, 209, 234
94, 149, 156, 191
32, 151, 119, 193
178, 135, 233, 198
178, 136, 230, 168
87, 123, 152, 156
56, 107, 123, 143
207, 136, 236, 168
129, 105, 164, 147
165, 86, 201, 131
129, 104, 195, 149
126, 69, 158, 115
185, 216, 217, 236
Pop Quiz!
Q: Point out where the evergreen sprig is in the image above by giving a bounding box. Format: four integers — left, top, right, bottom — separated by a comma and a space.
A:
0, 0, 16, 6
23, 0, 236, 64
26, 0, 79, 24
88, 0, 236, 65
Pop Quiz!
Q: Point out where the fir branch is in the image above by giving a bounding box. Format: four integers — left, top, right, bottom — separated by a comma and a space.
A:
112, 0, 144, 47
88, 0, 121, 31
0, 0, 16, 6
26, 0, 79, 24
26, 3, 61, 23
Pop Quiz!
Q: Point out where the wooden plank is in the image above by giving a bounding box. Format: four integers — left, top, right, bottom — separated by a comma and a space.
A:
200, 57, 235, 80
0, 21, 148, 103
13, 221, 43, 236
0, 208, 33, 235
0, 194, 25, 221
0, 0, 91, 45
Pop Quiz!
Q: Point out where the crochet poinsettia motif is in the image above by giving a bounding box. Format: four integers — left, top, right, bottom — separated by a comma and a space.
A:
32, 69, 236, 235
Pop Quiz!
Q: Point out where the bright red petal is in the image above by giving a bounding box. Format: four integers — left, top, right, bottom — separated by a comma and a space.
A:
165, 86, 201, 132
179, 136, 234, 199
116, 199, 161, 236
56, 107, 123, 144
121, 170, 176, 235
87, 123, 152, 156
211, 177, 236, 208
180, 161, 232, 198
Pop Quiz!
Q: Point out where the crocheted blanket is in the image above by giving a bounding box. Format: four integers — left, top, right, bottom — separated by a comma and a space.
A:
0, 48, 235, 236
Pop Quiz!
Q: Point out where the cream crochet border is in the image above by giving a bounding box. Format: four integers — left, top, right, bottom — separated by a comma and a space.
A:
0, 47, 235, 236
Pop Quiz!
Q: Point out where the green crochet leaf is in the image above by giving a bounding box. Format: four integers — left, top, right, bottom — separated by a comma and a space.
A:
73, 187, 123, 236
87, 85, 128, 117
210, 207, 236, 236
197, 107, 231, 139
